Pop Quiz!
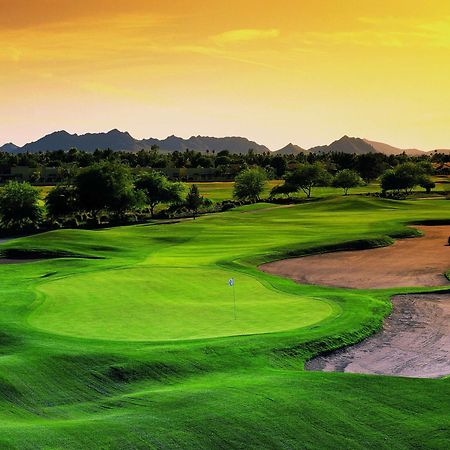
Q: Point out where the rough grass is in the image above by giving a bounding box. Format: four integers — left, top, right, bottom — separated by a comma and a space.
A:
0, 196, 449, 448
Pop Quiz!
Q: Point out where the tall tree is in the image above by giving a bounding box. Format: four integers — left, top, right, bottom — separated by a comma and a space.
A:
45, 184, 79, 221
135, 171, 184, 218
380, 162, 425, 195
75, 161, 138, 221
357, 153, 387, 182
233, 168, 267, 202
185, 184, 205, 219
270, 155, 287, 178
284, 163, 331, 198
332, 169, 362, 195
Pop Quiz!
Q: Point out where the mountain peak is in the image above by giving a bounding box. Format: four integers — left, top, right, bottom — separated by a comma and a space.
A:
273, 143, 306, 155
107, 128, 130, 136
0, 142, 19, 153
309, 135, 375, 155
50, 130, 73, 137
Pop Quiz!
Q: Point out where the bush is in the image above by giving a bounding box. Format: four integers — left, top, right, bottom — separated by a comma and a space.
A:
233, 168, 267, 202
380, 162, 426, 195
0, 181, 42, 231
135, 171, 185, 218
332, 169, 362, 195
46, 185, 79, 221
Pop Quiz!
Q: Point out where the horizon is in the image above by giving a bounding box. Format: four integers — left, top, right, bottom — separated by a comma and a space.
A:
2, 1, 450, 150
1, 128, 447, 153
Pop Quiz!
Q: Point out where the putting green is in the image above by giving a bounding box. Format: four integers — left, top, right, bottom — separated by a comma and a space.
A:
30, 266, 334, 341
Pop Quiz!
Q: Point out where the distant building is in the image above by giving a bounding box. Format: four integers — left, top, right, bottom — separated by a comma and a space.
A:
135, 167, 235, 182
0, 165, 238, 185
0, 166, 63, 184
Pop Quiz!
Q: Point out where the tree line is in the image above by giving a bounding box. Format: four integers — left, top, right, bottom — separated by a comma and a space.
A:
235, 160, 437, 202
0, 146, 448, 182
0, 162, 214, 233
0, 158, 442, 234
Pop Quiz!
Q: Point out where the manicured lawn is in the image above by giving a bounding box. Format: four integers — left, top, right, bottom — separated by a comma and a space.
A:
31, 266, 333, 340
0, 196, 449, 448
37, 177, 448, 205
193, 180, 280, 202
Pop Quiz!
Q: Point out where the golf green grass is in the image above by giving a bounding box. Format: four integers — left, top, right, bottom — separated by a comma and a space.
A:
0, 196, 449, 448
31, 266, 334, 340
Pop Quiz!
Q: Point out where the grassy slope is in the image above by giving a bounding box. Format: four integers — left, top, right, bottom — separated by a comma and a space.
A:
0, 197, 449, 448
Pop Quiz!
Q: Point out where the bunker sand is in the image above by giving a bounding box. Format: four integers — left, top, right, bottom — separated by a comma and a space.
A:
260, 225, 450, 378
260, 225, 450, 289
306, 292, 450, 378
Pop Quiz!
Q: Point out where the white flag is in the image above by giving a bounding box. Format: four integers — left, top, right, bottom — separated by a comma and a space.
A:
228, 278, 234, 286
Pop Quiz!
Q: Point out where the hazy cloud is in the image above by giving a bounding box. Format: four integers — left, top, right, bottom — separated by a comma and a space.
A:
211, 29, 280, 45
300, 16, 450, 48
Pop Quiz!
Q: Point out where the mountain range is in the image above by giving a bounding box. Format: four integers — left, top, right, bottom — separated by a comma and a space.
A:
1, 129, 448, 156
0, 130, 269, 155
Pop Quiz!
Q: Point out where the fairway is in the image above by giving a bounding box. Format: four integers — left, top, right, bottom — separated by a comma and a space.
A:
31, 266, 333, 340
0, 196, 449, 448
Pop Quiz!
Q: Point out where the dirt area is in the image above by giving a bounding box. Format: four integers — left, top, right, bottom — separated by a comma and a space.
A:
260, 225, 450, 289
305, 292, 450, 378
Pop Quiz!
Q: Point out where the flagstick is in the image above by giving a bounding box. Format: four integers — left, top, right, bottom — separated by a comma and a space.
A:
233, 283, 236, 320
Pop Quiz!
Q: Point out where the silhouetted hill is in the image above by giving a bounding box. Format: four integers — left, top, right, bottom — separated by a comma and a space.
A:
7, 130, 268, 154
20, 129, 140, 153
1, 130, 447, 156
141, 135, 269, 154
273, 143, 306, 155
363, 139, 424, 156
0, 142, 19, 153
309, 136, 376, 155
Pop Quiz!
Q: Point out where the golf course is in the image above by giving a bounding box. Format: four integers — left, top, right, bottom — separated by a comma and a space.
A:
0, 195, 448, 448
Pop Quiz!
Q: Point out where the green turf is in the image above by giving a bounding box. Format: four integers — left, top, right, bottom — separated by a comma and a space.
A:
38, 178, 448, 206
192, 180, 280, 202
31, 266, 334, 340
192, 179, 449, 201
0, 196, 449, 448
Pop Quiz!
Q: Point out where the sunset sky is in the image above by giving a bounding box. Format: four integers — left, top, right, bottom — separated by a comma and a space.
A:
1, 0, 450, 150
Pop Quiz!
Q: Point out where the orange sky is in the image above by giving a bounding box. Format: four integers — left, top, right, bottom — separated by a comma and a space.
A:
1, 0, 450, 150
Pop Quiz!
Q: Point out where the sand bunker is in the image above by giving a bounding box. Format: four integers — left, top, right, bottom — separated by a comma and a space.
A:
306, 292, 450, 378
260, 225, 450, 289
260, 225, 450, 378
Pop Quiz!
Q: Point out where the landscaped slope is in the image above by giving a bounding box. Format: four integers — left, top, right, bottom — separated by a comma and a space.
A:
0, 197, 449, 449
